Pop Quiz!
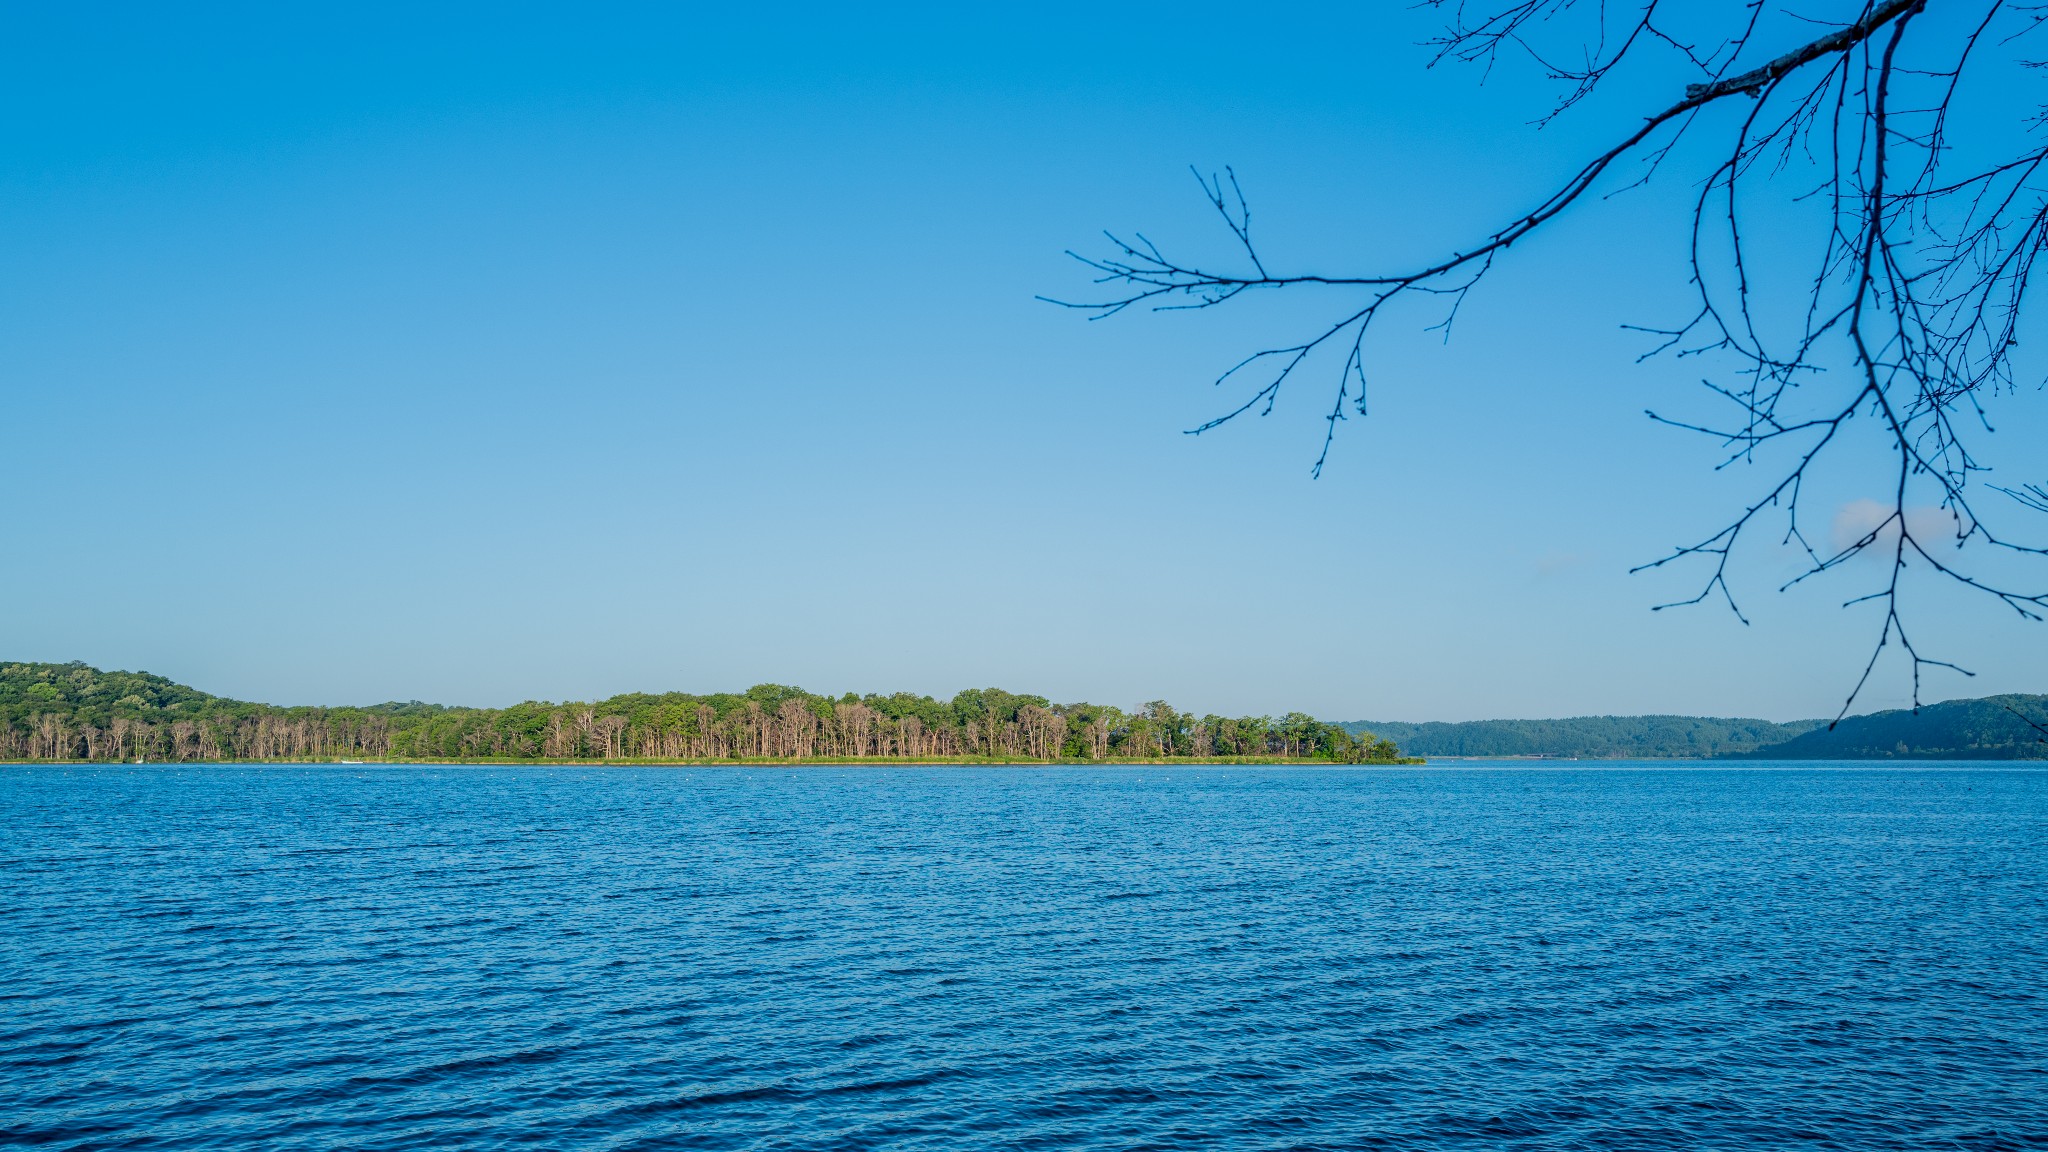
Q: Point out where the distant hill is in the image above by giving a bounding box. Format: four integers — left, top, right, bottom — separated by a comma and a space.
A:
1344, 695, 2048, 759
1341, 715, 1825, 759
1727, 694, 2048, 760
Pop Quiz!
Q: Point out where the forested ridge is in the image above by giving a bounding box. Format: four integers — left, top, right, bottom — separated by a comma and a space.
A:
1725, 696, 2048, 760
1342, 716, 1827, 759
0, 662, 1407, 764
1346, 697, 2048, 760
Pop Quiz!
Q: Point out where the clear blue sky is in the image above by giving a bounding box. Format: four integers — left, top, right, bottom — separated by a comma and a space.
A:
4, 2, 2041, 721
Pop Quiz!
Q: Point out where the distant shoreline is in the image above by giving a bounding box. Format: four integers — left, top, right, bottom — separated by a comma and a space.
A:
12, 757, 2044, 768
1, 755, 1430, 767
1346, 693, 2048, 760
9, 663, 2040, 764
2, 662, 1411, 767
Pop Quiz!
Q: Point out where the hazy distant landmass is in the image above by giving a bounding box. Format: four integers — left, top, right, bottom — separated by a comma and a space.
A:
1341, 715, 1826, 759
1346, 695, 2048, 760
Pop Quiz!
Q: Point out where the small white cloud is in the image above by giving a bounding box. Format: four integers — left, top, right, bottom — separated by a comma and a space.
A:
1829, 498, 1970, 558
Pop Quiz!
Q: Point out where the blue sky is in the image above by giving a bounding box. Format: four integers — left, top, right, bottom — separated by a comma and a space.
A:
4, 2, 2042, 721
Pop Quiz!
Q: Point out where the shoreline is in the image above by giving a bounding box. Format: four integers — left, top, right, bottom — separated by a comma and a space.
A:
2, 755, 1430, 767
8, 757, 2040, 768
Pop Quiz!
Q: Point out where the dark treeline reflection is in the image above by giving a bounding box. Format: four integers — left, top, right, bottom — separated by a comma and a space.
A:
1, 663, 1406, 763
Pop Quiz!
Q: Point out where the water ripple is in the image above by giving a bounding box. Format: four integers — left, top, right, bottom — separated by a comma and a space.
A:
2, 764, 2045, 1149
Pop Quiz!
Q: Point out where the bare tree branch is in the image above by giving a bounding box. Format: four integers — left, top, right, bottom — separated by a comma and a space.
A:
1055, 1, 2048, 719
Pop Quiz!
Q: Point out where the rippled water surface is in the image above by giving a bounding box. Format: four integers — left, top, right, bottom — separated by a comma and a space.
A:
4, 764, 2046, 1150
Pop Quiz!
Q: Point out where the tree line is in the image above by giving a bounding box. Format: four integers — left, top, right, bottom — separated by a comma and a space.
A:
1348, 715, 1828, 760
1349, 695, 2048, 759
0, 663, 1408, 764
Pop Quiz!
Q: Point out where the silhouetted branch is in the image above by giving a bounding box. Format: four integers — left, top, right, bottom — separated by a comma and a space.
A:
2005, 701, 2048, 743
1056, 1, 2048, 717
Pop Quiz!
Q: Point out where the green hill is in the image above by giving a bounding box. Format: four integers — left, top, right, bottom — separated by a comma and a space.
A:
1, 662, 223, 713
1729, 694, 2048, 760
1345, 697, 2048, 760
1340, 715, 1826, 759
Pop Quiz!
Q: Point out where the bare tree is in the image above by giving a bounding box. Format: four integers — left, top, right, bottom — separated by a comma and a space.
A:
775, 698, 818, 758
1018, 703, 1067, 759
595, 714, 628, 759
1085, 714, 1112, 760
836, 700, 878, 756
1053, 1, 2047, 719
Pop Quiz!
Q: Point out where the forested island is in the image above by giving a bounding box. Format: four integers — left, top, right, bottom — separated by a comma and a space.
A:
0, 662, 1410, 764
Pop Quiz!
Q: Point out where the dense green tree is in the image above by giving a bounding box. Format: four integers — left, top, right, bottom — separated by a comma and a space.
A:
0, 662, 1410, 764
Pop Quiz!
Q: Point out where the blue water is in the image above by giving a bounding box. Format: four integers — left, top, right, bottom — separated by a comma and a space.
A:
3, 765, 2045, 1150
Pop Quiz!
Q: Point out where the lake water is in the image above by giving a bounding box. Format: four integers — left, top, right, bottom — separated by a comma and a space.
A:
3, 764, 2044, 1150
